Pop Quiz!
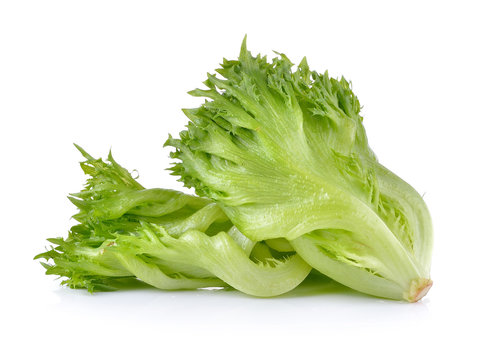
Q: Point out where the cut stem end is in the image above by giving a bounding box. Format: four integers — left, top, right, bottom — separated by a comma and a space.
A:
404, 278, 433, 302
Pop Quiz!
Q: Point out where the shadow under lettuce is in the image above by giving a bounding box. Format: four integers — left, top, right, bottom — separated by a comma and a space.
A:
98, 271, 374, 301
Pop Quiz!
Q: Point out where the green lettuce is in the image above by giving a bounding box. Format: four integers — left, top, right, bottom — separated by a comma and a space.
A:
35, 146, 311, 296
167, 38, 433, 302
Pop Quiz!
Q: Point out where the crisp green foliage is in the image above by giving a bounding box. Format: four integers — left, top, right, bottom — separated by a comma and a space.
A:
35, 146, 311, 296
167, 38, 433, 301
37, 39, 433, 302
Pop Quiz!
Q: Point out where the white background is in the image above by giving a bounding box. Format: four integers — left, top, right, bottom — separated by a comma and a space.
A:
1, 1, 503, 359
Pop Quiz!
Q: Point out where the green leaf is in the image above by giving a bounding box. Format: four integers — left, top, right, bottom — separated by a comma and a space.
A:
36, 145, 311, 297
167, 39, 433, 301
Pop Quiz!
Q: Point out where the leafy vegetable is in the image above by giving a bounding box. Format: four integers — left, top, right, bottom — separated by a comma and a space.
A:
167, 37, 433, 302
37, 38, 433, 302
35, 146, 311, 296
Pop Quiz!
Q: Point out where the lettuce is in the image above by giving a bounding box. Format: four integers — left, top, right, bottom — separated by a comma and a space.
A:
37, 38, 433, 302
35, 146, 311, 296
167, 38, 433, 302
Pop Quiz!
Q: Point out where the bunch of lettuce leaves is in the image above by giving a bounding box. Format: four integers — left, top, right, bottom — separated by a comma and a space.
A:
35, 145, 311, 297
36, 38, 433, 302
